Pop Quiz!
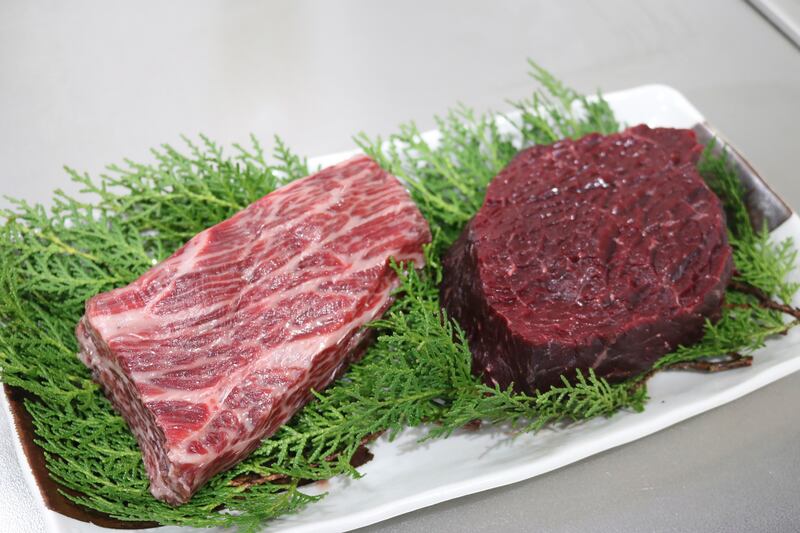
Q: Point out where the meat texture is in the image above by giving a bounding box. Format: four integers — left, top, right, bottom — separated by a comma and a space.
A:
77, 155, 431, 504
440, 125, 733, 394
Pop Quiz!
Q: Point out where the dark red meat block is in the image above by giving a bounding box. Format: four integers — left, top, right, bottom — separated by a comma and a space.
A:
440, 125, 733, 394
77, 155, 431, 504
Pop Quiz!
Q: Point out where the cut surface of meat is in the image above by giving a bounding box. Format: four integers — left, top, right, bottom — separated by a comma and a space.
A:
77, 155, 431, 504
440, 125, 733, 394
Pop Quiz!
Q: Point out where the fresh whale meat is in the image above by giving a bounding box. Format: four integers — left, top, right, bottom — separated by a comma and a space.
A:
440, 125, 733, 394
77, 155, 431, 505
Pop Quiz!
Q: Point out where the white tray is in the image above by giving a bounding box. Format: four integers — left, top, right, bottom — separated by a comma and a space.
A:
2, 84, 799, 533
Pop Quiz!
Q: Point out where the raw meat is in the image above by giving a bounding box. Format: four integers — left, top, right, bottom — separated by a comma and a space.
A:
440, 125, 733, 394
77, 155, 431, 505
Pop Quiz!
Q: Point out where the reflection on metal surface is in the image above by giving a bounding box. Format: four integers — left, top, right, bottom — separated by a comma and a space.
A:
693, 122, 792, 231
747, 0, 800, 51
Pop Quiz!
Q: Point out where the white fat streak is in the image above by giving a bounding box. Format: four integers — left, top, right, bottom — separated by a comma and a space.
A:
90, 232, 211, 337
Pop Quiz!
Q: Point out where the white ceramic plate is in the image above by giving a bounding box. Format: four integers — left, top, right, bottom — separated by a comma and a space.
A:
3, 84, 799, 533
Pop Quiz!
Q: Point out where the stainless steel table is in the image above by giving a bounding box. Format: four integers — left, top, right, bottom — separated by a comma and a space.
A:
1, 1, 799, 531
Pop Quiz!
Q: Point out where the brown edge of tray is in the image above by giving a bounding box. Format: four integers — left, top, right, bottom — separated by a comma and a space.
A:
3, 385, 159, 529
2, 121, 794, 530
